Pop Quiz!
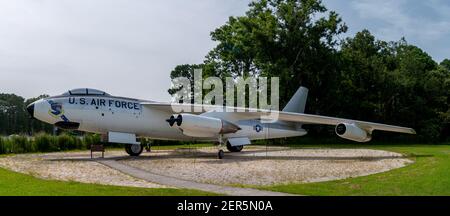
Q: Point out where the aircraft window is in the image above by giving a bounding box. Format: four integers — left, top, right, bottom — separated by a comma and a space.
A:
62, 88, 110, 96
87, 89, 109, 95
68, 88, 88, 95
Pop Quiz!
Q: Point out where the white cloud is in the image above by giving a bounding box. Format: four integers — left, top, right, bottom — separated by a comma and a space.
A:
350, 0, 450, 41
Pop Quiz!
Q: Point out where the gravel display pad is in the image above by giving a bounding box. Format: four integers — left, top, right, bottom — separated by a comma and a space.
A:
0, 151, 167, 188
121, 147, 413, 186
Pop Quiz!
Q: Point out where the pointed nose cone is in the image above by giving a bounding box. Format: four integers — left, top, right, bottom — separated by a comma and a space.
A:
27, 103, 35, 118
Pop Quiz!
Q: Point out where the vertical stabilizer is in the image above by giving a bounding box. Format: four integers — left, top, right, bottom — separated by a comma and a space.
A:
282, 86, 308, 113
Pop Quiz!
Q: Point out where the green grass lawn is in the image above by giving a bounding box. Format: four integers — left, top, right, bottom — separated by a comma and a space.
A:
258, 143, 450, 196
0, 167, 216, 196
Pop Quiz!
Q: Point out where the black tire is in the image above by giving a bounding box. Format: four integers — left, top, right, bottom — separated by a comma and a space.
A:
125, 144, 143, 156
226, 143, 244, 152
125, 145, 131, 155
218, 150, 224, 159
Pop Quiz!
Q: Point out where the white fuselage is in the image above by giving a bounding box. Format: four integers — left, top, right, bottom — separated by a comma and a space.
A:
31, 95, 306, 142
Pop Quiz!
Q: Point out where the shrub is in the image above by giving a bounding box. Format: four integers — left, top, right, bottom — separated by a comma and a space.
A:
74, 137, 84, 150
9, 135, 33, 153
82, 134, 101, 149
35, 133, 53, 152
48, 136, 59, 152
57, 134, 74, 151
1, 138, 12, 154
0, 134, 93, 154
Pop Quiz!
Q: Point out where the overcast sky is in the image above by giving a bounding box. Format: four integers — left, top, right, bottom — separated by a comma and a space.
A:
0, 0, 449, 101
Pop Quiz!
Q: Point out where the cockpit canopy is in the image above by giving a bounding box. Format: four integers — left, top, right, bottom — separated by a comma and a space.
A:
61, 88, 110, 96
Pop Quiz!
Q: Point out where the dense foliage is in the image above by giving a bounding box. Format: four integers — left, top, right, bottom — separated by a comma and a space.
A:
0, 94, 52, 135
169, 0, 449, 142
0, 133, 101, 154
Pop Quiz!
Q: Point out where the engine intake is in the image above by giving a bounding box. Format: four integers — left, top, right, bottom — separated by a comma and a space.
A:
166, 114, 241, 137
335, 123, 371, 142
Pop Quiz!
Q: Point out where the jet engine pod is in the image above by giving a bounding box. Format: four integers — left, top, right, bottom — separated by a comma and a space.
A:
167, 113, 241, 137
335, 123, 371, 142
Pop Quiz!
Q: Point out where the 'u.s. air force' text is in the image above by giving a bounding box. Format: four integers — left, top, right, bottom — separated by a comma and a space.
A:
68, 97, 140, 110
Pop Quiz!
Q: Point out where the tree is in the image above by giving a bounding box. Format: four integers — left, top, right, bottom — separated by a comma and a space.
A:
0, 94, 28, 135
336, 30, 449, 141
0, 94, 53, 135
168, 64, 199, 98
336, 30, 394, 121
440, 59, 450, 71
205, 0, 347, 111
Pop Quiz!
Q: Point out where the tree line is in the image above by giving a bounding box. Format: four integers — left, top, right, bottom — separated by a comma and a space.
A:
0, 94, 52, 135
168, 0, 449, 142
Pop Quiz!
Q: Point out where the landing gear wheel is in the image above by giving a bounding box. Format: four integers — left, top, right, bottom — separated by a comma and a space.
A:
226, 143, 244, 152
125, 144, 143, 156
218, 150, 224, 159
125, 146, 131, 155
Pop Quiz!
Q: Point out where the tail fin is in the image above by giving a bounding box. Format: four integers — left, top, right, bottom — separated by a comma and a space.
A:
282, 86, 308, 113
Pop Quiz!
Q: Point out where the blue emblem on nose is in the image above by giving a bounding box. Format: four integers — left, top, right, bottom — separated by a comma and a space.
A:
255, 124, 263, 133
48, 100, 62, 116
47, 100, 69, 122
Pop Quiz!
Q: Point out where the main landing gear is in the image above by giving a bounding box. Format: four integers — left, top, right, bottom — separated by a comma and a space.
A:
218, 149, 225, 159
125, 144, 143, 156
216, 135, 225, 159
215, 136, 245, 159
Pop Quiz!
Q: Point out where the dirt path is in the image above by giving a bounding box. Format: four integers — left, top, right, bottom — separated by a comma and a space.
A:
99, 159, 295, 196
